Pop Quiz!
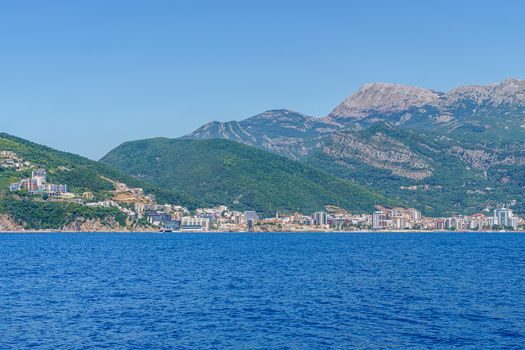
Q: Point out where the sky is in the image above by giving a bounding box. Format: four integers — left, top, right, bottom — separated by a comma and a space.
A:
1, 0, 524, 159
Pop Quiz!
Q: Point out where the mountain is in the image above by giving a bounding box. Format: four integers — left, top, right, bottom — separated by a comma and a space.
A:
101, 138, 391, 213
304, 123, 525, 216
185, 78, 525, 215
188, 79, 525, 154
186, 109, 340, 159
327, 78, 525, 142
0, 133, 198, 230
328, 83, 441, 121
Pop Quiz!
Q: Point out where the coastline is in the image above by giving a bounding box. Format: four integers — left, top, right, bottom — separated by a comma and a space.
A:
1, 229, 523, 234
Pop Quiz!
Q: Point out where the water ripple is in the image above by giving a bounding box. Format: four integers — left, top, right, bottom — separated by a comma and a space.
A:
0, 232, 524, 349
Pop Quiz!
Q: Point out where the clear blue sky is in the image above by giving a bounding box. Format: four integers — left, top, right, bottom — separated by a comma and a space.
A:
1, 0, 524, 159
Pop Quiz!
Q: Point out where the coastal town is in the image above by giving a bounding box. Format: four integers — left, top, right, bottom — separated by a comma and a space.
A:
2, 150, 523, 232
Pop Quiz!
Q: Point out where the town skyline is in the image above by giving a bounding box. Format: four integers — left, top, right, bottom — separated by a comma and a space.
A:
3, 148, 521, 233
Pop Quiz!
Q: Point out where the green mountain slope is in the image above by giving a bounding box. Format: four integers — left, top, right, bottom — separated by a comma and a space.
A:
101, 138, 391, 213
0, 133, 199, 229
305, 124, 525, 216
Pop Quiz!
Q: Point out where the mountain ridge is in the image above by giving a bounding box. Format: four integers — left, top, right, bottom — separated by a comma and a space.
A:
188, 78, 525, 146
186, 109, 340, 159
184, 78, 525, 215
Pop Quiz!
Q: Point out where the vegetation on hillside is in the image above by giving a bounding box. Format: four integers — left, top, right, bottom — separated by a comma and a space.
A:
0, 196, 128, 230
101, 138, 392, 213
0, 133, 199, 208
306, 124, 524, 216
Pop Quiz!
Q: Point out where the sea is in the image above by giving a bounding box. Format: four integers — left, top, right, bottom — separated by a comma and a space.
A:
0, 232, 524, 349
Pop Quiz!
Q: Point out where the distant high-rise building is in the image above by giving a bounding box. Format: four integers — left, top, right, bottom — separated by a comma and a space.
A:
312, 211, 327, 226
392, 215, 406, 230
494, 208, 516, 229
372, 211, 390, 230
408, 208, 422, 221
435, 219, 446, 230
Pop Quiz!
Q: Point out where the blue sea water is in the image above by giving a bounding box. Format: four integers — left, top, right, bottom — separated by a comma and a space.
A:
0, 232, 524, 349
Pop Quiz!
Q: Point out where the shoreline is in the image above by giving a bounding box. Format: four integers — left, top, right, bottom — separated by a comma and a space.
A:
1, 229, 524, 234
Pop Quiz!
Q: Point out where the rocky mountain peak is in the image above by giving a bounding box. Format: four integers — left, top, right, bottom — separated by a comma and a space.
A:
499, 77, 524, 87
329, 82, 441, 119
442, 84, 496, 105
489, 78, 525, 106
440, 78, 525, 107
249, 109, 313, 122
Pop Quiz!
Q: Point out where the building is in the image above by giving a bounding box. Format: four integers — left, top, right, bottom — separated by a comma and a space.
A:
85, 200, 117, 208
10, 168, 68, 196
494, 208, 516, 229
312, 211, 328, 226
0, 151, 16, 158
47, 184, 68, 196
372, 211, 390, 230
32, 169, 47, 178
134, 203, 157, 215
435, 219, 446, 230
9, 183, 21, 192
164, 220, 181, 231
145, 211, 172, 226
244, 211, 259, 230
130, 188, 144, 197
453, 216, 468, 231
115, 182, 129, 192
392, 214, 406, 230
408, 208, 422, 221
82, 192, 94, 200
293, 214, 313, 226
31, 174, 46, 188
2, 159, 15, 167
181, 217, 210, 231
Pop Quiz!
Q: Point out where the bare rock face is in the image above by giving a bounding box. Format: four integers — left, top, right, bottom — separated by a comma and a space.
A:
187, 120, 248, 141
442, 84, 496, 105
449, 146, 496, 170
321, 129, 433, 180
61, 217, 126, 232
187, 78, 525, 165
189, 78, 525, 143
440, 78, 525, 107
326, 78, 525, 130
186, 109, 340, 159
329, 83, 441, 119
0, 214, 23, 231
488, 78, 525, 106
